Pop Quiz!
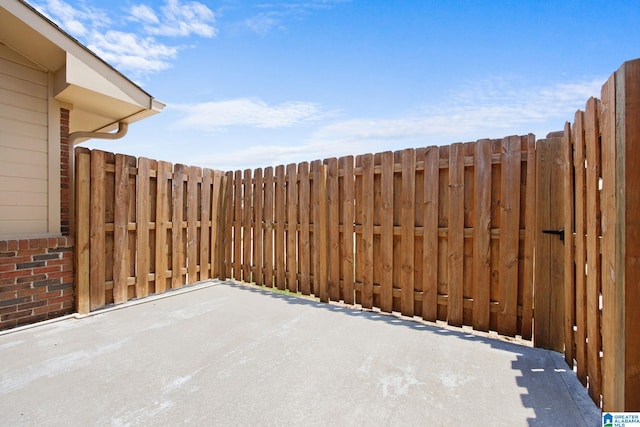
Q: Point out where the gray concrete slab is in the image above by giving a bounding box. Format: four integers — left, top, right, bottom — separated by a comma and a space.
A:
0, 280, 600, 426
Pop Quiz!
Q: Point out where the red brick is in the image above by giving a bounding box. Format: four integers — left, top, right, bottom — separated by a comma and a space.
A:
47, 271, 70, 280
0, 269, 32, 279
34, 304, 61, 315
0, 290, 16, 301
18, 300, 47, 311
17, 288, 45, 298
0, 306, 17, 315
16, 314, 47, 325
0, 255, 30, 265
0, 264, 15, 273
17, 274, 46, 284
1, 283, 32, 293
0, 241, 7, 251
7, 241, 18, 251
34, 291, 60, 301
49, 295, 72, 304
1, 309, 32, 321
33, 266, 61, 275
0, 320, 17, 330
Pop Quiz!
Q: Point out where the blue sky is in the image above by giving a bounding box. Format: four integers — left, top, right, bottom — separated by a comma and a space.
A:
33, 0, 640, 171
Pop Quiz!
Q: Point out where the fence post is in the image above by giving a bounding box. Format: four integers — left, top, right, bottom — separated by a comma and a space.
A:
74, 148, 90, 314
606, 58, 640, 411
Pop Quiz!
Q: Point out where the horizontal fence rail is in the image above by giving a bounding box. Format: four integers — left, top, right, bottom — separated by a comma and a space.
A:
223, 135, 536, 339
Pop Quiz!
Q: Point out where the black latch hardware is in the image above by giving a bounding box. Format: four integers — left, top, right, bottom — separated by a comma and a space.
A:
542, 229, 565, 242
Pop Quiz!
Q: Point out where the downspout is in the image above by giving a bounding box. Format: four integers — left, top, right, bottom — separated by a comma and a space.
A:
69, 121, 128, 144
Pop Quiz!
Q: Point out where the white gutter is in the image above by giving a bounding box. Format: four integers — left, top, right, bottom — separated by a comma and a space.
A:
69, 121, 128, 144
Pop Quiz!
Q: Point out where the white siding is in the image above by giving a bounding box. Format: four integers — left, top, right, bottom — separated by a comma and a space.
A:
0, 45, 49, 237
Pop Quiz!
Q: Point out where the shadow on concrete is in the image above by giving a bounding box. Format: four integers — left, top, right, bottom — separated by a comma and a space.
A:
223, 280, 600, 426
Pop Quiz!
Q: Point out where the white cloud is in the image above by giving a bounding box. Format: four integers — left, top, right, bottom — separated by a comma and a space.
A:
174, 98, 336, 129
139, 0, 217, 38
183, 76, 604, 170
32, 0, 216, 79
244, 0, 350, 34
87, 31, 178, 74
311, 77, 604, 145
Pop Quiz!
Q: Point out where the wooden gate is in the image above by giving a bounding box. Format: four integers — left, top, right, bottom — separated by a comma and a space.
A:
533, 137, 567, 352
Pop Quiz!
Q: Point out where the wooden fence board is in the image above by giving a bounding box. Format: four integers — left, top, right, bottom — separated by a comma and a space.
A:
243, 169, 253, 283
325, 158, 340, 301
136, 157, 152, 298
573, 111, 588, 386
299, 162, 311, 295
233, 170, 242, 281
89, 150, 106, 310
498, 136, 521, 336
211, 171, 223, 278
600, 73, 620, 409
155, 161, 171, 293
422, 146, 439, 322
263, 167, 274, 288
253, 168, 264, 285
360, 154, 375, 309
75, 148, 90, 314
275, 165, 286, 290
200, 169, 212, 281
310, 160, 321, 296
187, 166, 200, 285
224, 171, 234, 280
286, 163, 298, 292
585, 97, 602, 403
561, 123, 575, 363
448, 143, 464, 326
473, 139, 492, 331
340, 156, 355, 304
380, 151, 394, 313
400, 149, 416, 317
172, 164, 186, 289
317, 164, 328, 302
522, 134, 536, 341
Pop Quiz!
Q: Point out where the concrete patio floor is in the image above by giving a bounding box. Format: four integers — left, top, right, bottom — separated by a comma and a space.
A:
0, 280, 601, 426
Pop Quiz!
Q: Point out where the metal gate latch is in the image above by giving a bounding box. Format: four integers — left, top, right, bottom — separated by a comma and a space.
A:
542, 229, 565, 241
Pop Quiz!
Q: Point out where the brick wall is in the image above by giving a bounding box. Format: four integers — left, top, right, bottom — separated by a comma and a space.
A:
0, 107, 75, 331
60, 108, 71, 236
0, 237, 74, 330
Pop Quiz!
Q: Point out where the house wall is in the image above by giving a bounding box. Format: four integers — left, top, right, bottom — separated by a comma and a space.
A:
0, 108, 74, 331
0, 43, 60, 238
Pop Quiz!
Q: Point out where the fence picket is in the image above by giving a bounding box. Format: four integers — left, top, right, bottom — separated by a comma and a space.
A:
325, 158, 340, 301
380, 151, 394, 312
275, 166, 286, 290
299, 162, 311, 295
360, 154, 375, 309
473, 139, 492, 331
448, 144, 464, 326
340, 156, 355, 304
497, 136, 521, 336
243, 169, 253, 283
522, 134, 536, 341
585, 97, 603, 403
136, 158, 152, 298
263, 167, 274, 288
286, 163, 298, 292
573, 111, 588, 386
400, 149, 416, 316
187, 166, 200, 284
89, 150, 106, 310
200, 169, 212, 281
253, 168, 264, 285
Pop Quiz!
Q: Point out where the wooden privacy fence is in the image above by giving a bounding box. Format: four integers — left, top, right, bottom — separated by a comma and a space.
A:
73, 58, 640, 412
554, 59, 640, 411
74, 148, 227, 312
224, 135, 536, 339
